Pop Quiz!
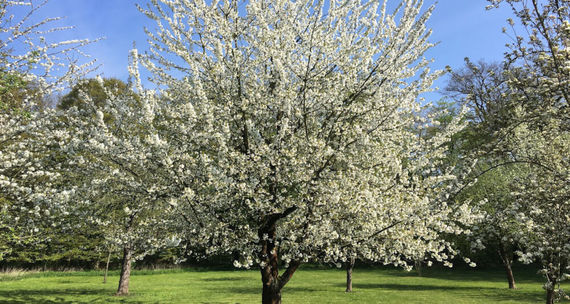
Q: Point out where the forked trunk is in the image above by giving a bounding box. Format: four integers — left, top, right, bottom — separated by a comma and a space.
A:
103, 249, 112, 284
498, 246, 516, 289
258, 208, 300, 304
259, 250, 300, 304
116, 245, 132, 295
345, 257, 355, 292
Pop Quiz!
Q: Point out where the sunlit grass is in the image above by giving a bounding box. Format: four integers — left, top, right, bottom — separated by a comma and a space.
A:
0, 265, 565, 303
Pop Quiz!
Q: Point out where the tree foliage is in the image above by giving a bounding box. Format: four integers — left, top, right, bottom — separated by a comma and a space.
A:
134, 0, 478, 302
482, 1, 569, 302
0, 0, 95, 264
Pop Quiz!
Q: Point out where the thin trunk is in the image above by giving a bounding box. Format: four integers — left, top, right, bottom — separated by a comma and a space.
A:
345, 257, 355, 292
103, 249, 112, 284
94, 251, 101, 270
546, 286, 555, 304
415, 260, 423, 277
545, 273, 556, 304
504, 262, 516, 289
116, 245, 132, 296
498, 247, 516, 289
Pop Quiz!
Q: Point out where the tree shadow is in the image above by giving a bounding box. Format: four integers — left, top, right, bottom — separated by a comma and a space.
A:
201, 276, 244, 282
352, 283, 543, 303
370, 267, 544, 285
354, 283, 494, 290
207, 285, 321, 296
0, 288, 144, 304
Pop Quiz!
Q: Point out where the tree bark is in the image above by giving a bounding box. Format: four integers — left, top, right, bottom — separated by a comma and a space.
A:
116, 245, 132, 295
262, 282, 282, 304
103, 249, 111, 284
345, 257, 355, 292
258, 208, 300, 304
498, 247, 516, 289
545, 273, 557, 304
546, 286, 555, 304
504, 261, 516, 289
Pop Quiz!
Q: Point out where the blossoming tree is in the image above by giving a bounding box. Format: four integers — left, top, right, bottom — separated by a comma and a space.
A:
444, 60, 532, 290
60, 69, 184, 295
136, 0, 477, 302
0, 0, 95, 262
486, 0, 569, 303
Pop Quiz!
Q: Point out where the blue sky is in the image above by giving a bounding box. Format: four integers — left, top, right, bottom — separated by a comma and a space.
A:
9, 0, 514, 100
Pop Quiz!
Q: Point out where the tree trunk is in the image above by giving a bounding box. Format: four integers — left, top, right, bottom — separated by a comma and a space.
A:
415, 259, 423, 277
116, 245, 132, 295
103, 249, 112, 284
94, 251, 101, 270
504, 261, 516, 289
258, 209, 300, 304
345, 257, 355, 292
262, 283, 282, 304
546, 286, 555, 304
545, 273, 557, 304
498, 247, 516, 289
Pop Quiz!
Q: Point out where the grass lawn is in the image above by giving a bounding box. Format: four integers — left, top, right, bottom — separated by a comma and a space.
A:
0, 265, 566, 303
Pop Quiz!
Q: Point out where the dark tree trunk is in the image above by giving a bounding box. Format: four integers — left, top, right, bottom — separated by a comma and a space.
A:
545, 273, 557, 304
262, 282, 282, 304
498, 246, 516, 289
546, 286, 555, 304
116, 245, 132, 295
258, 207, 300, 304
103, 249, 112, 284
504, 262, 516, 289
259, 247, 300, 304
345, 257, 355, 292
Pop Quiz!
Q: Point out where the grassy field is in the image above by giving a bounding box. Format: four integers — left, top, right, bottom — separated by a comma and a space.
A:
0, 265, 566, 303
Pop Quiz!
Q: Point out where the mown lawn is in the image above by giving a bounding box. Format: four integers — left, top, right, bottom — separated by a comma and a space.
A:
0, 265, 566, 303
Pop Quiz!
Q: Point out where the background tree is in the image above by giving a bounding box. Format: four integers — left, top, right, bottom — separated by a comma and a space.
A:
331, 103, 478, 293
57, 77, 136, 111
0, 0, 95, 266
61, 72, 182, 295
443, 60, 530, 290
484, 1, 569, 302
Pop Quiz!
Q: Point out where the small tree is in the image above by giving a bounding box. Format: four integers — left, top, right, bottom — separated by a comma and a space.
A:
330, 103, 478, 292
62, 72, 181, 295
444, 60, 530, 289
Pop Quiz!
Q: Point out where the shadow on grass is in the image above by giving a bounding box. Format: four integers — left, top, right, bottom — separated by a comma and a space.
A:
366, 267, 544, 284
207, 285, 322, 296
201, 276, 244, 282
0, 288, 144, 304
352, 283, 543, 303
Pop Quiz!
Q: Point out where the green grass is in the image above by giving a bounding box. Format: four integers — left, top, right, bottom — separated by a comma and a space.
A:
0, 265, 566, 303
